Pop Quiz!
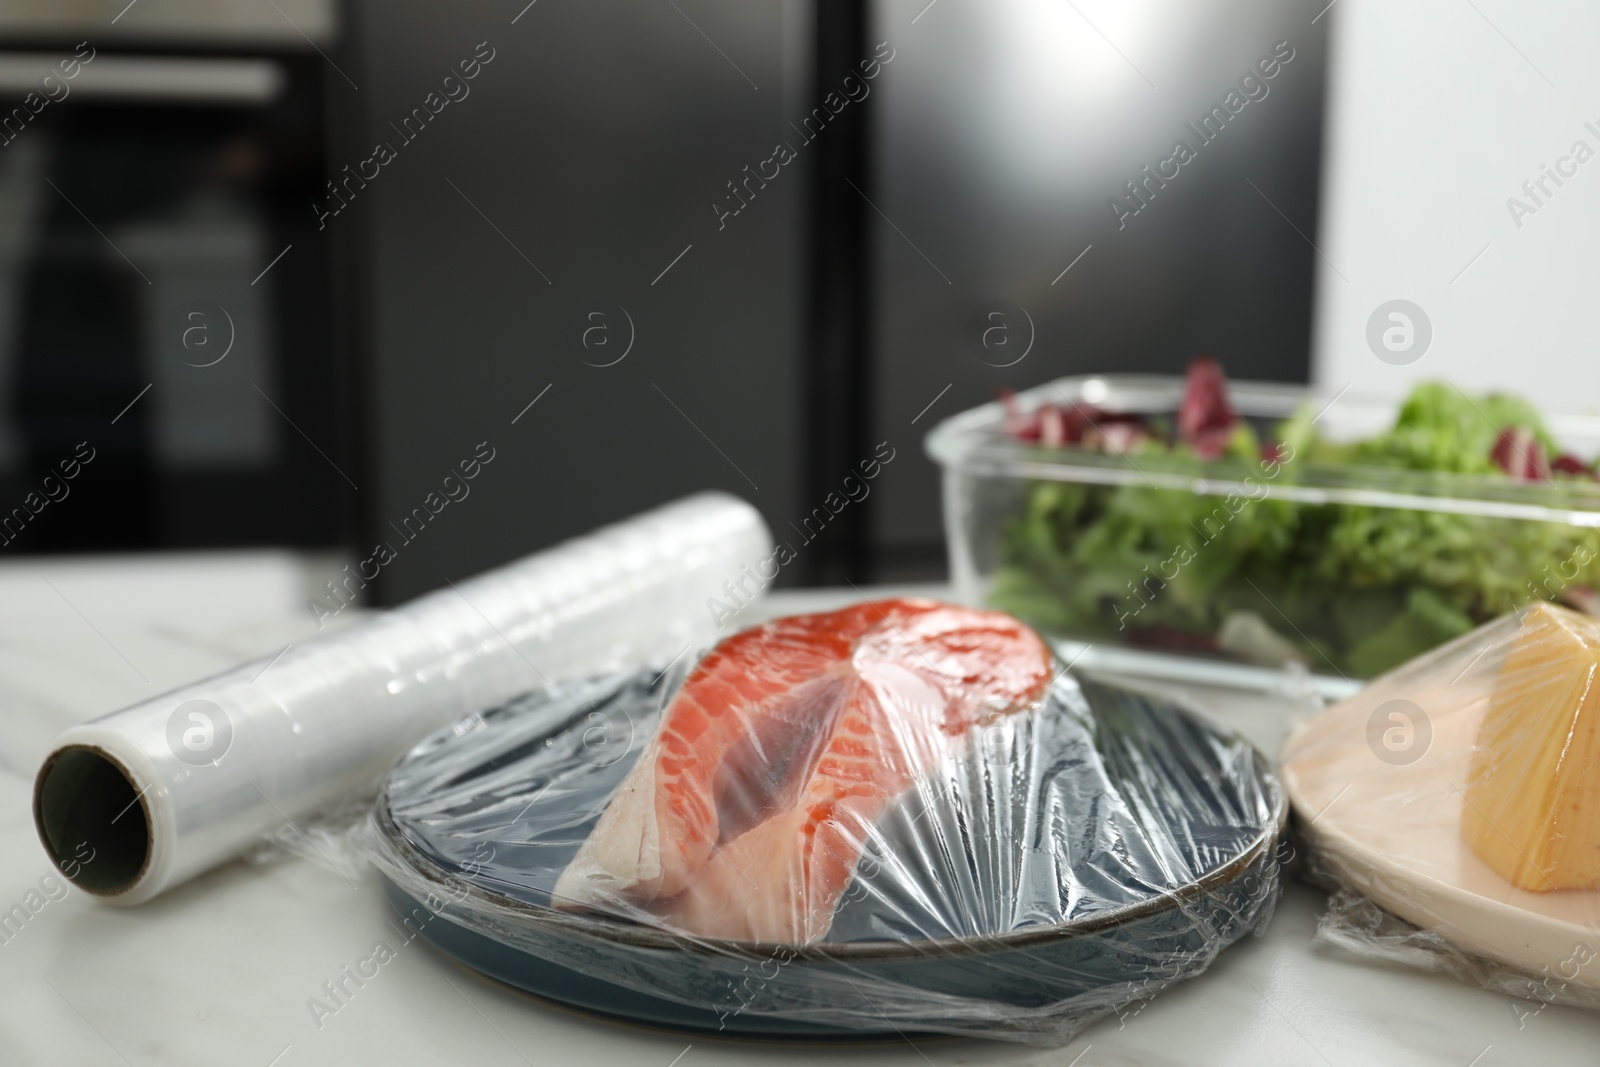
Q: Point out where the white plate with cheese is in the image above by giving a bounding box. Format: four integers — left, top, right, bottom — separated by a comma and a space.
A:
1282, 604, 1600, 988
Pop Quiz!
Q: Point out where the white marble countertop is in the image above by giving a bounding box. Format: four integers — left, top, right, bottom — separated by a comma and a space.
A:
0, 558, 1594, 1065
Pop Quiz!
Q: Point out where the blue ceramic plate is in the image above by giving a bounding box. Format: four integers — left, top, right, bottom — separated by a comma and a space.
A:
374, 671, 1287, 1039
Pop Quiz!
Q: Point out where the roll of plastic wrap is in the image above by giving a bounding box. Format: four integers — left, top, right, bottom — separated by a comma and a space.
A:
32, 491, 771, 906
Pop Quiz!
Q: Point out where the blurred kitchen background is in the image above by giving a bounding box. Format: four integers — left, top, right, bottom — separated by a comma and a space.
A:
0, 0, 1590, 606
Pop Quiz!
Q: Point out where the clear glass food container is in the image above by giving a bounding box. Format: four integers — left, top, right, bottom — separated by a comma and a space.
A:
925, 374, 1600, 684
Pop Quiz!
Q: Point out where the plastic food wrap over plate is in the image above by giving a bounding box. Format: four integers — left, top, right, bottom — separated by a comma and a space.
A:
369, 608, 1286, 1045
1283, 603, 1600, 1008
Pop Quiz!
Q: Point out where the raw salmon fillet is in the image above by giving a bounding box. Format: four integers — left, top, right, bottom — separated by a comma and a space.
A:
552, 598, 1052, 942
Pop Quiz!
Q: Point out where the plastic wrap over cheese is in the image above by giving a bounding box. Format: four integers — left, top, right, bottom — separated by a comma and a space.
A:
369, 599, 1286, 1044
1282, 602, 1600, 1010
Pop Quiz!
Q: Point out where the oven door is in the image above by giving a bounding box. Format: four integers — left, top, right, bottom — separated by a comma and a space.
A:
0, 34, 346, 552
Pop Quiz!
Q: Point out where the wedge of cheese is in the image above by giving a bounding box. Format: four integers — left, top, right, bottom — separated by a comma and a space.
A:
1463, 602, 1600, 892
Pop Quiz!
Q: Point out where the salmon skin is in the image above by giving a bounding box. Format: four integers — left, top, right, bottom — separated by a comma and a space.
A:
552, 598, 1052, 943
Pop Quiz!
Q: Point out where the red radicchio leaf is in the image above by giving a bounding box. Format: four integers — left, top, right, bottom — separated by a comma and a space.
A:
1090, 421, 1150, 455
1177, 357, 1236, 454
999, 388, 1147, 449
1552, 452, 1591, 476
1040, 404, 1066, 447
1491, 427, 1551, 481
1061, 402, 1129, 444
999, 388, 1038, 440
1188, 427, 1232, 460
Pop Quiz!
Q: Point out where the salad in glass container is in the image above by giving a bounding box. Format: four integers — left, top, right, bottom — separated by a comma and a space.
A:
927, 360, 1600, 678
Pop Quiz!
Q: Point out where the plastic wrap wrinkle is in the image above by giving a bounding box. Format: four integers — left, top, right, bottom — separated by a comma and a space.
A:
371, 650, 1286, 1044
32, 492, 772, 905
1282, 602, 1600, 1003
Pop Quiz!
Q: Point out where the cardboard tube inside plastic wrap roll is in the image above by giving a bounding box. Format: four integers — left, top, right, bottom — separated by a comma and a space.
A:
32, 491, 771, 906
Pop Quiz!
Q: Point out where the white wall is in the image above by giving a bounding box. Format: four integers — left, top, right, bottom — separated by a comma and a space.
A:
1313, 1, 1600, 416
